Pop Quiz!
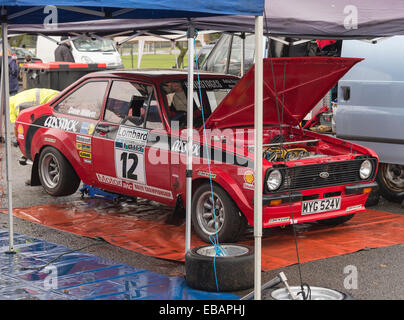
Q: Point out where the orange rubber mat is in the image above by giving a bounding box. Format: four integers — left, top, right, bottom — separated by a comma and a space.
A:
3, 199, 404, 271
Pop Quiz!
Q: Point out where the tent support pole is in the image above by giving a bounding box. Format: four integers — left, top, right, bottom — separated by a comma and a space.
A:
1, 17, 15, 253
185, 26, 195, 253
254, 15, 263, 301
240, 32, 245, 77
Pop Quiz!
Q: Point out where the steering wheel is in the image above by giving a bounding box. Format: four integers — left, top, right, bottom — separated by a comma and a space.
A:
172, 111, 186, 121
121, 115, 143, 126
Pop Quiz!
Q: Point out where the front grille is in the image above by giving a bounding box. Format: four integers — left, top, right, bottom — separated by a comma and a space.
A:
265, 157, 377, 193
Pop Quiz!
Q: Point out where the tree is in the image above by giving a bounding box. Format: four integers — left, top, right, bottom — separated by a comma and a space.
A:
175, 41, 188, 69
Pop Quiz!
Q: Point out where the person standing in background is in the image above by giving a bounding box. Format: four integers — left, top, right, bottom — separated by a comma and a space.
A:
54, 36, 75, 62
8, 50, 19, 96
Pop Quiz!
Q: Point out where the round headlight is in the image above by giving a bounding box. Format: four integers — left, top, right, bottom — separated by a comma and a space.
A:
360, 160, 372, 180
267, 169, 283, 191
81, 56, 93, 63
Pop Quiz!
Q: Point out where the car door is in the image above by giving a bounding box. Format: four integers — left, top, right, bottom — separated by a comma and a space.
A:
52, 79, 109, 186
92, 79, 172, 203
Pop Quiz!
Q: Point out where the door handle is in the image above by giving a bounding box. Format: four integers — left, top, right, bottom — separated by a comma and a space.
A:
96, 126, 110, 134
341, 86, 351, 101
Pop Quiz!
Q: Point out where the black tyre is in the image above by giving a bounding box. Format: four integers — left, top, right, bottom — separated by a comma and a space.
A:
317, 213, 355, 226
191, 183, 247, 243
185, 244, 254, 292
376, 163, 404, 203
38, 146, 81, 196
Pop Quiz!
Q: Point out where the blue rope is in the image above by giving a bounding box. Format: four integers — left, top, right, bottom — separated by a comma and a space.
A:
194, 35, 227, 292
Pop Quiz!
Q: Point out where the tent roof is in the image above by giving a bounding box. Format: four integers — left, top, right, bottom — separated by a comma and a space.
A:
0, 1, 265, 24
8, 0, 404, 39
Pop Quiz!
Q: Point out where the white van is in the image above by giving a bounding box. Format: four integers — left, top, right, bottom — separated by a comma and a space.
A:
36, 35, 124, 69
337, 36, 404, 203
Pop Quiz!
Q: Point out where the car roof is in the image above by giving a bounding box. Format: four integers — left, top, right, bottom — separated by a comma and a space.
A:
84, 69, 238, 81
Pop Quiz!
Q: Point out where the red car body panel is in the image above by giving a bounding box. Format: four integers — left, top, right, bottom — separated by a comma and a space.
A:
15, 57, 378, 233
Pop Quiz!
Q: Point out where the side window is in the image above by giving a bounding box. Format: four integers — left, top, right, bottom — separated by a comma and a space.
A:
204, 34, 232, 74
54, 81, 108, 119
228, 34, 255, 76
145, 90, 164, 130
104, 81, 150, 126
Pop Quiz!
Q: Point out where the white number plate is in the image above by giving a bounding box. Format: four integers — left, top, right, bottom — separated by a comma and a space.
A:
301, 197, 341, 215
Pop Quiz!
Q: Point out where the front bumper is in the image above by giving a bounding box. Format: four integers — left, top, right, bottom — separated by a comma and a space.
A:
262, 182, 378, 206
259, 182, 379, 228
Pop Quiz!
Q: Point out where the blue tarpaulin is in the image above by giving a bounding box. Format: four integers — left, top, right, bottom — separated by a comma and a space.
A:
0, 230, 239, 300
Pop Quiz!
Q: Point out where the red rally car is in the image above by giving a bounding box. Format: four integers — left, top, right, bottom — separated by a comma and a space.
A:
15, 57, 379, 243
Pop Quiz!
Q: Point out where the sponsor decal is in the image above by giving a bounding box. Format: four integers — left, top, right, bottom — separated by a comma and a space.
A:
346, 204, 362, 212
76, 143, 92, 153
185, 78, 238, 90
115, 126, 149, 185
79, 151, 92, 159
88, 123, 96, 135
44, 137, 56, 143
44, 116, 79, 133
243, 183, 255, 191
68, 106, 97, 119
171, 139, 200, 156
243, 170, 255, 190
198, 171, 216, 179
96, 173, 173, 200
80, 122, 90, 134
76, 135, 92, 161
80, 123, 95, 135
268, 217, 290, 224
17, 125, 24, 140
117, 126, 149, 143
115, 141, 144, 153
76, 135, 92, 144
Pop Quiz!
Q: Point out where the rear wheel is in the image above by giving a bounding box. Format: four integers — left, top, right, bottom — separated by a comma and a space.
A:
38, 146, 80, 196
377, 163, 404, 203
191, 183, 247, 243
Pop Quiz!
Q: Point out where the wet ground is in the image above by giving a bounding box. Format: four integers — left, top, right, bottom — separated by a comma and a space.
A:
1, 145, 404, 300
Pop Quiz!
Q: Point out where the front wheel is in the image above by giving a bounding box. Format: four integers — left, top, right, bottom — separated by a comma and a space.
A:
191, 183, 247, 243
376, 163, 404, 203
38, 146, 81, 196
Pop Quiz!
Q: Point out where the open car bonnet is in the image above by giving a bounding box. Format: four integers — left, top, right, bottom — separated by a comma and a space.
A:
203, 57, 363, 130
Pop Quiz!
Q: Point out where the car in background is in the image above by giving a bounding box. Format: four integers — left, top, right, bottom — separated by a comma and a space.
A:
196, 42, 215, 67
11, 47, 42, 81
336, 36, 404, 203
36, 36, 124, 69
12, 47, 42, 65
15, 57, 378, 243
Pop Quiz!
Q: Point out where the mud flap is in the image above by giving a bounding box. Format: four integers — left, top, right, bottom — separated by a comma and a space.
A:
30, 154, 41, 186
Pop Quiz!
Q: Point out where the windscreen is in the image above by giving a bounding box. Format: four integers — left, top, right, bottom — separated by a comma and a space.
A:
73, 38, 116, 52
161, 78, 238, 128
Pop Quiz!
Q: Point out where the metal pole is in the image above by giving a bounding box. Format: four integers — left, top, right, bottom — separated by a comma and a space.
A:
0, 50, 3, 142
1, 17, 15, 253
131, 44, 134, 69
254, 15, 263, 301
240, 33, 245, 77
185, 26, 195, 253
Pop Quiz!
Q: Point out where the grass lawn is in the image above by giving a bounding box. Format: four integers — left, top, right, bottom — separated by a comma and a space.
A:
121, 54, 189, 69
